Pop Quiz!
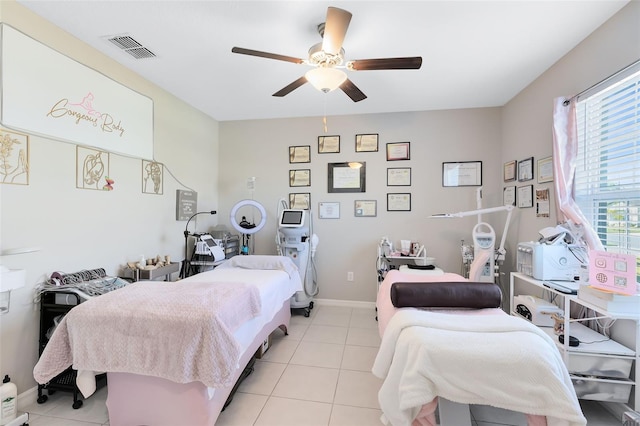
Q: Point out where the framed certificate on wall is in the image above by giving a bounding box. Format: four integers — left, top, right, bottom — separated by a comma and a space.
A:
387, 193, 411, 211
517, 185, 533, 208
442, 161, 482, 187
518, 157, 534, 181
504, 160, 516, 182
387, 167, 411, 186
289, 145, 310, 163
289, 169, 310, 187
386, 142, 410, 161
318, 135, 340, 153
355, 134, 378, 152
503, 186, 516, 207
289, 193, 310, 210
328, 162, 366, 193
318, 202, 340, 219
537, 156, 553, 183
354, 200, 377, 217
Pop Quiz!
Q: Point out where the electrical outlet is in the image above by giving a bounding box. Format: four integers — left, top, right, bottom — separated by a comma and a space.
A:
247, 177, 256, 190
347, 271, 354, 281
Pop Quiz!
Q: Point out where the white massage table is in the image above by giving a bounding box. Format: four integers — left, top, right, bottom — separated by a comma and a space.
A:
374, 268, 587, 426
34, 255, 302, 426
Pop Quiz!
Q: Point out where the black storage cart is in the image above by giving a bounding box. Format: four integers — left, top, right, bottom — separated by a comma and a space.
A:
37, 290, 106, 409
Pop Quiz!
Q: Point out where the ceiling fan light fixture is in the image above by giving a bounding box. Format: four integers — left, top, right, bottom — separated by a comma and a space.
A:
232, 6, 419, 102
305, 67, 347, 93
308, 43, 344, 67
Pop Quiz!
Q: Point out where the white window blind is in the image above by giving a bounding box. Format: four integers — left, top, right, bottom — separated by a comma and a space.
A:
575, 63, 640, 280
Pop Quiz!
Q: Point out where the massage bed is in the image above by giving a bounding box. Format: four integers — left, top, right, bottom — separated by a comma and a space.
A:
33, 255, 302, 426
373, 267, 587, 426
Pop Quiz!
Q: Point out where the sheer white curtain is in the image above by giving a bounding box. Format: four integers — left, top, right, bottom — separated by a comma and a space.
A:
551, 97, 603, 250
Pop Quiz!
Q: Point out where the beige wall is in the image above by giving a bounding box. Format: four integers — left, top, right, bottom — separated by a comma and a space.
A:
500, 0, 640, 272
219, 108, 503, 302
0, 2, 220, 394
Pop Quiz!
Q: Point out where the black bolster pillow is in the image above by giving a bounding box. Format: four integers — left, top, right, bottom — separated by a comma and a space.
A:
390, 281, 502, 309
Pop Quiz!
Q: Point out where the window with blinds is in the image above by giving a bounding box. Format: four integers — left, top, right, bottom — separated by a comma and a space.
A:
574, 64, 640, 280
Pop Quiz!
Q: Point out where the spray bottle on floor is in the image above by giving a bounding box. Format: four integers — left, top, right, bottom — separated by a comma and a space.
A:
0, 375, 17, 426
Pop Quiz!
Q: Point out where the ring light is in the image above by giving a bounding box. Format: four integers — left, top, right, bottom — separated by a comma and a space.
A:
229, 199, 267, 235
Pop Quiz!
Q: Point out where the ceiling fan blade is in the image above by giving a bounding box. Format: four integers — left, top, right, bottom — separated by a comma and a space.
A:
349, 57, 423, 71
232, 47, 304, 64
321, 7, 352, 55
272, 76, 308, 97
340, 79, 367, 102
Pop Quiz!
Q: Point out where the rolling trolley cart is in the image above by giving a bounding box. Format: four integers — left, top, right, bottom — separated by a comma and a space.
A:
37, 290, 106, 409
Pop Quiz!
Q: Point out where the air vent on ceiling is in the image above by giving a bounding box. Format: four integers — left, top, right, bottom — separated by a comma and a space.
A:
106, 35, 156, 59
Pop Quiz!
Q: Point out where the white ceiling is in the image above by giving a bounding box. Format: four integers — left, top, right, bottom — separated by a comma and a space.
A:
17, 1, 629, 122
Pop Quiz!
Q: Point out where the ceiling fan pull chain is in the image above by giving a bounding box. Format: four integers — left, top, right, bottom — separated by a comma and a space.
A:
323, 95, 328, 133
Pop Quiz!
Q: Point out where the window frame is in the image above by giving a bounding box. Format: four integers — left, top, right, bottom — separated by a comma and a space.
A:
573, 64, 640, 279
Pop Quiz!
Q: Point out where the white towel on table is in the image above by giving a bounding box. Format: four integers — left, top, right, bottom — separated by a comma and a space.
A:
372, 309, 586, 426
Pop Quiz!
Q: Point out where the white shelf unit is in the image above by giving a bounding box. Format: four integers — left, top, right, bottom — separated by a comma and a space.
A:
510, 272, 639, 411
381, 254, 428, 268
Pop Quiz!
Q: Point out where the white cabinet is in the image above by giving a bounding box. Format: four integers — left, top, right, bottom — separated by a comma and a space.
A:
510, 272, 639, 410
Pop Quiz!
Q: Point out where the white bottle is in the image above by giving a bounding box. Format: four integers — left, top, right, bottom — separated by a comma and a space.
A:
381, 237, 391, 257
0, 375, 17, 426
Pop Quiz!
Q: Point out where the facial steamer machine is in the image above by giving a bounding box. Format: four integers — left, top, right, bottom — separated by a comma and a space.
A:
276, 209, 319, 317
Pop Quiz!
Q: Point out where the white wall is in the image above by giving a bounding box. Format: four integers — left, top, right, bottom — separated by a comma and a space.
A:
0, 2, 221, 394
219, 108, 503, 302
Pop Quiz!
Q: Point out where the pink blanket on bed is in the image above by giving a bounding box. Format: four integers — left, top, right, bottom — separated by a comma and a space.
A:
34, 281, 261, 389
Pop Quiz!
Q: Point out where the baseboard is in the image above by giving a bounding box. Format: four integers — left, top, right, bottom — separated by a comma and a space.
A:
313, 298, 376, 310
17, 386, 38, 411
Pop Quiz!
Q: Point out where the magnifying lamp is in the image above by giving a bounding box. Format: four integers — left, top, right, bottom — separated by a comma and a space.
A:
430, 205, 514, 259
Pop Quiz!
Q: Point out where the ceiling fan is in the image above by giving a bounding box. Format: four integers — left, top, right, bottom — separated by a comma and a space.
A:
231, 6, 422, 102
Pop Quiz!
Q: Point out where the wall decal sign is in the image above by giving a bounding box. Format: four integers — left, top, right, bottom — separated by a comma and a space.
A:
143, 160, 163, 195
0, 24, 153, 159
0, 128, 29, 185
76, 146, 110, 191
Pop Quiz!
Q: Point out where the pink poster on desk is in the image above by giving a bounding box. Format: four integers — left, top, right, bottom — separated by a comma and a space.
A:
589, 250, 638, 295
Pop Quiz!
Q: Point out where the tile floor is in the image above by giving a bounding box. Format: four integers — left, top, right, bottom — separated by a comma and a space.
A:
20, 305, 621, 425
